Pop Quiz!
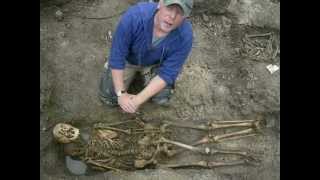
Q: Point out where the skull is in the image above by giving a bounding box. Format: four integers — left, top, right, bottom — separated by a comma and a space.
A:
53, 123, 80, 144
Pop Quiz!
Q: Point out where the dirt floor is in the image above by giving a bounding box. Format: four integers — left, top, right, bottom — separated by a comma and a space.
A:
40, 0, 280, 179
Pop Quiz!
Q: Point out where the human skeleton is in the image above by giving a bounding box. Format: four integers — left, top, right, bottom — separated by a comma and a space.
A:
53, 116, 265, 171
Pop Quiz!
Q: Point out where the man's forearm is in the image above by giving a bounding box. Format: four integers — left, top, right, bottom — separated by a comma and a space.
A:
136, 75, 167, 105
111, 69, 125, 92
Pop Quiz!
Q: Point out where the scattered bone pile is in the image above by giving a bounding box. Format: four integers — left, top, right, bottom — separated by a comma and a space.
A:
239, 32, 279, 63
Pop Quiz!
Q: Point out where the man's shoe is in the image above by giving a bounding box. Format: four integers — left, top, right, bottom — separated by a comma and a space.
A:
151, 97, 171, 107
99, 95, 118, 106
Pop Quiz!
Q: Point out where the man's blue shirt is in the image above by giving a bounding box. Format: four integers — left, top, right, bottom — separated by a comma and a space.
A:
108, 2, 193, 85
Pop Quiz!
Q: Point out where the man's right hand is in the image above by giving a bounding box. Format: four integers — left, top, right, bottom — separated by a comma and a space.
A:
118, 93, 137, 113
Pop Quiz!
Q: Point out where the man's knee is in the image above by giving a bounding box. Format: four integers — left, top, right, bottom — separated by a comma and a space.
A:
98, 68, 118, 106
151, 86, 173, 106
99, 94, 118, 106
141, 65, 174, 106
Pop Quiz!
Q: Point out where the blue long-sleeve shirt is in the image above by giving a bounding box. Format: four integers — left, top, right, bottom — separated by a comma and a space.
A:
108, 2, 193, 85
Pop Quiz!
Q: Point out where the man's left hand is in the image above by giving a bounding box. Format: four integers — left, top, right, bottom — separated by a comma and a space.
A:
127, 95, 142, 113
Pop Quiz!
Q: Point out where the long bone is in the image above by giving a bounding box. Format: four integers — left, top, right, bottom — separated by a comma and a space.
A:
159, 137, 254, 159
158, 159, 255, 169
94, 120, 135, 128
161, 119, 264, 157
196, 118, 264, 144
205, 128, 258, 143
93, 119, 146, 130
163, 130, 257, 157
93, 126, 162, 135
163, 119, 262, 131
85, 158, 122, 172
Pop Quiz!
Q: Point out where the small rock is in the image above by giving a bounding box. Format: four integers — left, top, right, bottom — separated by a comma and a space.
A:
222, 15, 232, 29
215, 85, 230, 98
58, 31, 66, 38
65, 156, 87, 175
108, 30, 112, 40
106, 30, 113, 43
61, 41, 69, 47
234, 47, 240, 54
266, 64, 279, 74
55, 10, 64, 21
65, 23, 71, 29
202, 14, 209, 22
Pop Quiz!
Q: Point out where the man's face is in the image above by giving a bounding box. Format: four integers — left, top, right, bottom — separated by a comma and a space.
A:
156, 2, 186, 33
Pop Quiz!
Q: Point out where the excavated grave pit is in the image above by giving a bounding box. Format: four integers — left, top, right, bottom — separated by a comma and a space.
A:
40, 0, 279, 179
